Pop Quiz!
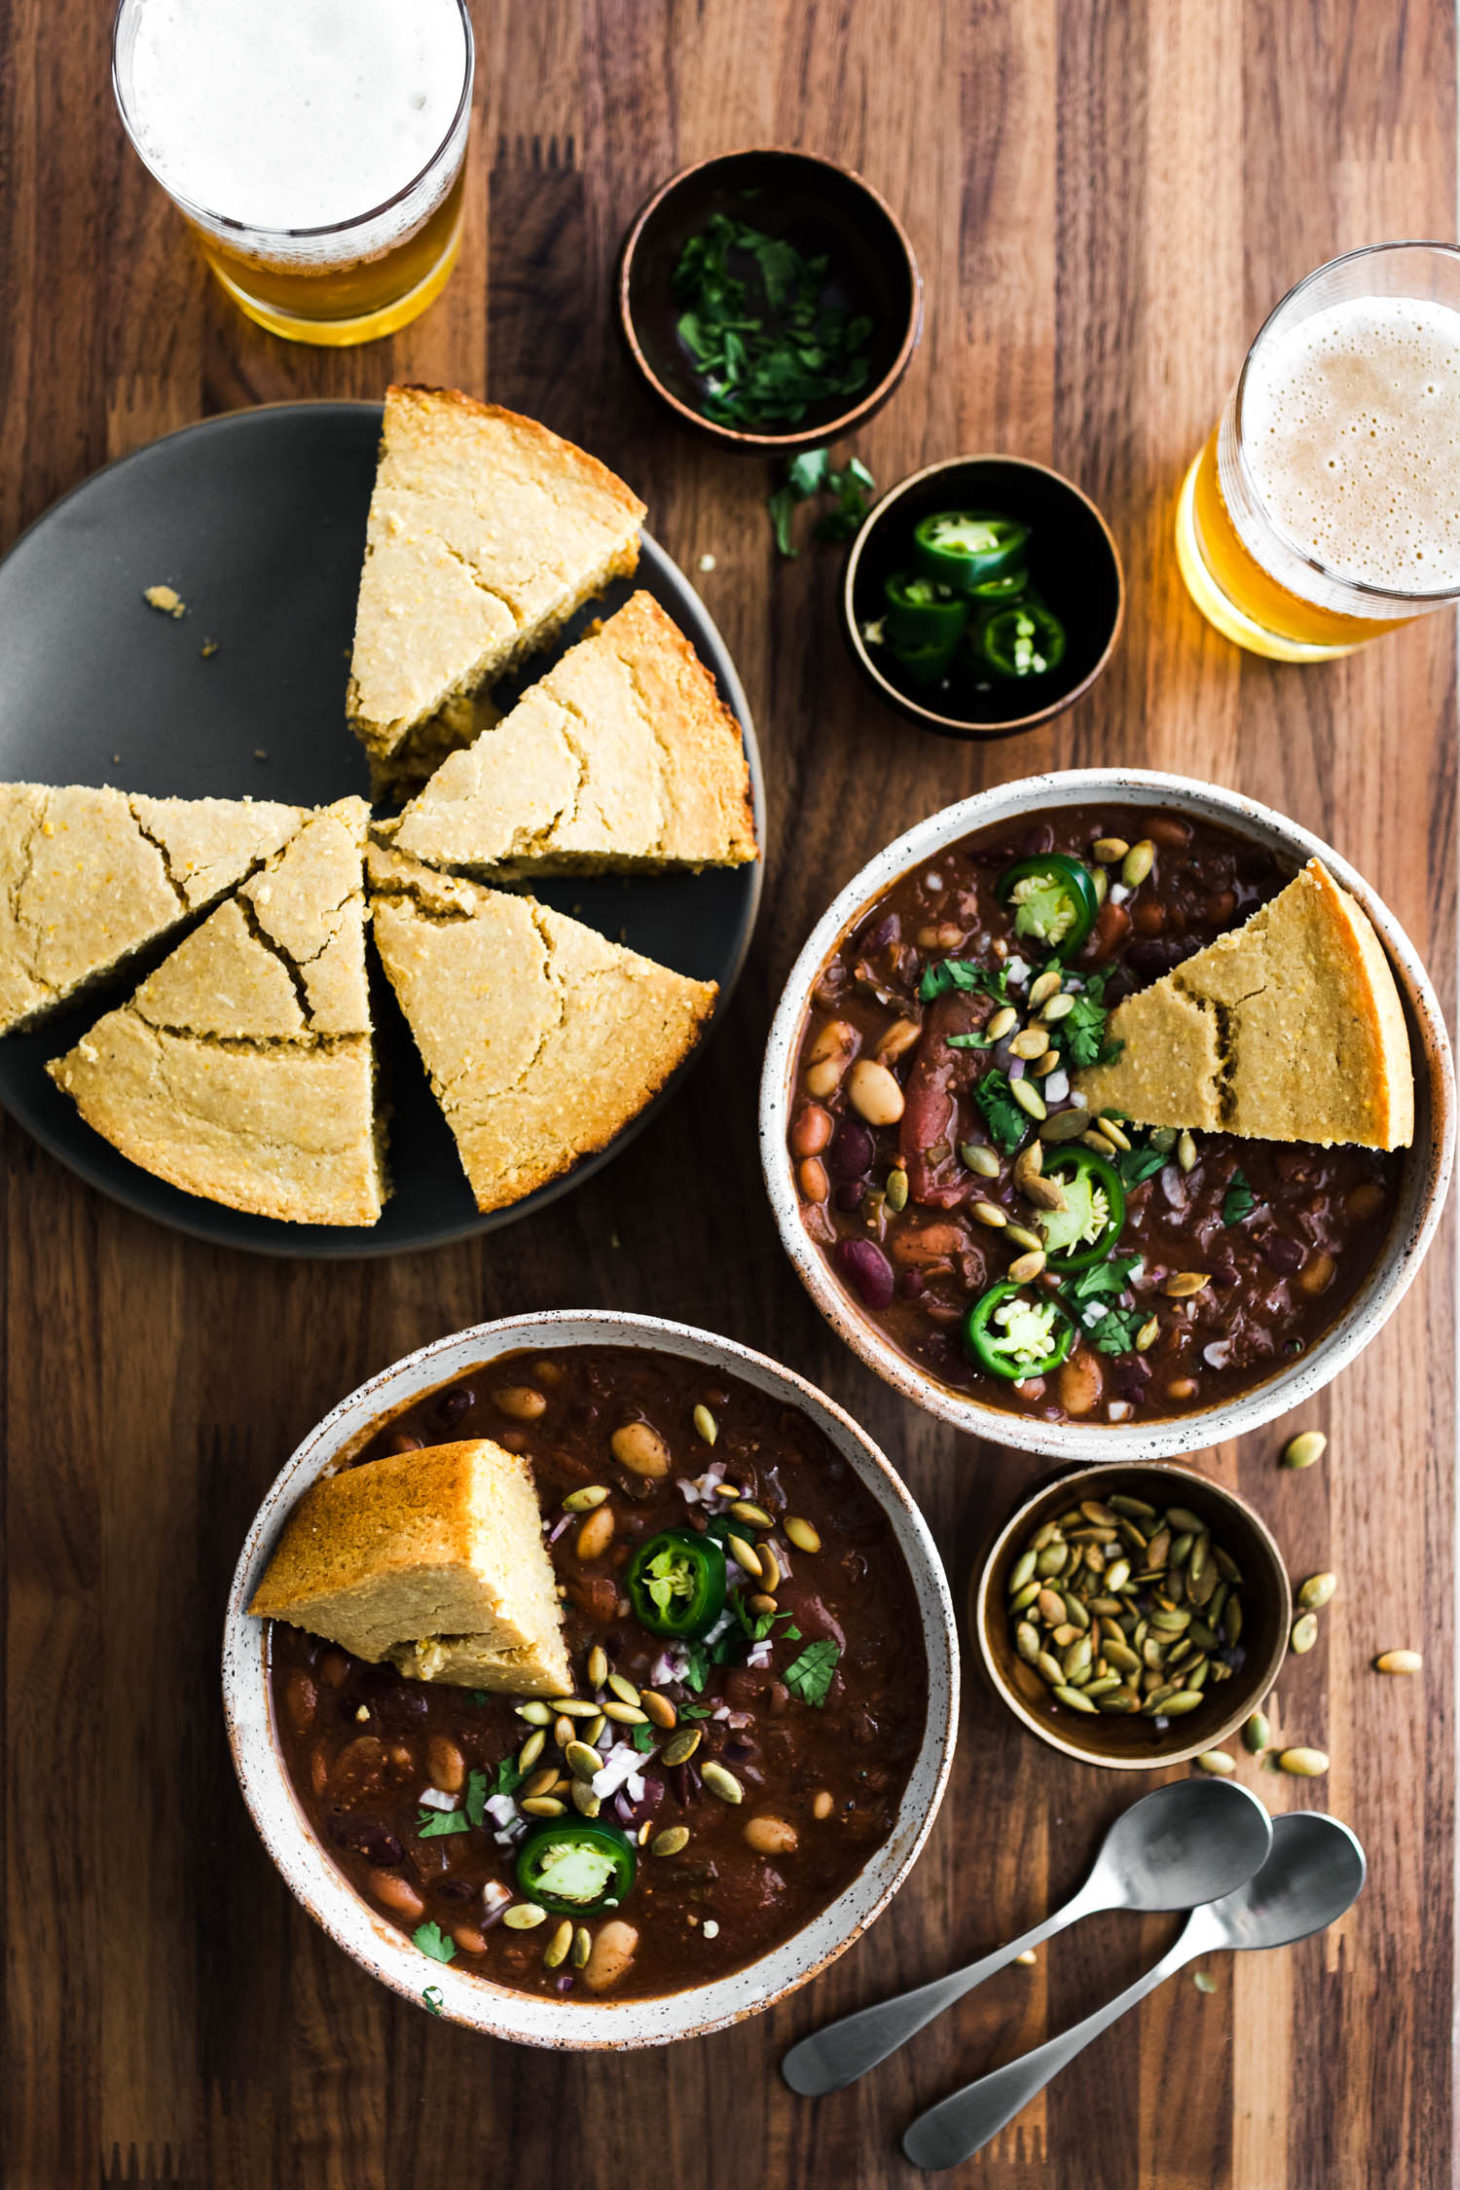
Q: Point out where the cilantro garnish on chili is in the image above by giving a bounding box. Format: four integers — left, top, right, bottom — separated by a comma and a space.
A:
784, 1638, 842, 1707
974, 1069, 1030, 1153
673, 213, 874, 431
1222, 1170, 1258, 1225
412, 1921, 456, 1965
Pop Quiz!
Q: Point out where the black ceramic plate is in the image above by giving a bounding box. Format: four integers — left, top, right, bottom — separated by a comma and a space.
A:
0, 402, 763, 1257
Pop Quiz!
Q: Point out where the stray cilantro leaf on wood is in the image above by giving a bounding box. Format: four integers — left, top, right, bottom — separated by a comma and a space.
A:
1222, 1170, 1258, 1225
412, 1922, 456, 1965
673, 213, 874, 432
768, 447, 877, 559
815, 457, 877, 542
784, 1637, 842, 1707
974, 1069, 1029, 1153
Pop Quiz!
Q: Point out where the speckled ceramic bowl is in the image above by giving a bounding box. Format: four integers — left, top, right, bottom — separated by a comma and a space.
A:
759, 768, 1454, 1461
222, 1311, 958, 2048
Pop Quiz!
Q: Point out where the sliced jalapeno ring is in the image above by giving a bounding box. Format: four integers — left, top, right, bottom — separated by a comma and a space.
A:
970, 566, 1030, 601
625, 1527, 727, 1639
979, 602, 1067, 679
914, 510, 1031, 592
964, 1280, 1076, 1381
883, 569, 969, 652
1036, 1145, 1127, 1271
995, 853, 1099, 954
886, 629, 964, 688
515, 1818, 637, 1915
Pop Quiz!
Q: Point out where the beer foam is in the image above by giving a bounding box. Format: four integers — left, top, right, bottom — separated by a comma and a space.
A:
1242, 294, 1460, 593
124, 0, 467, 233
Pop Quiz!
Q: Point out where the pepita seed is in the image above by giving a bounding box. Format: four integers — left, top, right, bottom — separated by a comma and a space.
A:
1375, 1649, 1423, 1675
1050, 1625, 1080, 1650
1103, 1641, 1141, 1676
1223, 1597, 1243, 1646
702, 1760, 743, 1805
885, 1168, 910, 1213
1104, 1558, 1131, 1594
1159, 1692, 1206, 1716
1277, 1747, 1329, 1777
504, 1904, 547, 1931
730, 1500, 773, 1529
584, 1712, 607, 1747
1010, 1026, 1050, 1060
692, 1404, 719, 1448
521, 1767, 559, 1799
727, 1534, 764, 1580
1097, 1687, 1139, 1713
1195, 1751, 1236, 1776
987, 1006, 1019, 1041
1290, 1613, 1319, 1656
565, 1741, 602, 1782
1052, 1684, 1098, 1714
515, 1702, 552, 1726
652, 1825, 690, 1857
1282, 1429, 1327, 1470
1084, 1674, 1122, 1699
1010, 1079, 1047, 1121
1121, 839, 1155, 888
641, 1690, 677, 1729
550, 1698, 599, 1719
563, 1485, 610, 1512
972, 1199, 1008, 1229
1036, 1651, 1064, 1686
1096, 1113, 1132, 1151
602, 1701, 649, 1725
1163, 1271, 1210, 1299
1041, 991, 1076, 1022
1166, 1507, 1206, 1534
1015, 1621, 1042, 1664
554, 1715, 574, 1748
1036, 1544, 1069, 1578
1176, 1129, 1197, 1172
570, 1781, 601, 1818
517, 1730, 546, 1772
747, 1593, 778, 1617
543, 1919, 573, 1969
1109, 1495, 1159, 1520
784, 1515, 821, 1554
962, 1143, 1003, 1177
586, 1644, 609, 1689
1062, 1635, 1093, 1678
661, 1728, 702, 1766
1028, 968, 1063, 1009
1079, 1500, 1117, 1526
572, 1925, 592, 1969
1298, 1572, 1337, 1611
607, 1671, 641, 1707
1092, 836, 1129, 864
1009, 1580, 1041, 1614
1006, 1223, 1044, 1252
520, 1797, 567, 1818
1039, 1109, 1090, 1143
1008, 1550, 1038, 1595
1009, 1249, 1047, 1282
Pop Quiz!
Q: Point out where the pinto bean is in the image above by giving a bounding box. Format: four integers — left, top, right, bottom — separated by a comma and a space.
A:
744, 1815, 799, 1855
804, 1019, 859, 1098
576, 1505, 616, 1560
846, 1059, 905, 1127
610, 1422, 671, 1477
427, 1736, 465, 1794
583, 1919, 639, 1993
493, 1384, 547, 1421
367, 1869, 424, 1922
790, 1103, 833, 1157
798, 1157, 830, 1204
1056, 1350, 1104, 1418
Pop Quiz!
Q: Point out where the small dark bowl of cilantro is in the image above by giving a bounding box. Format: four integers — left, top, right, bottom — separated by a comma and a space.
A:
616, 148, 922, 452
843, 456, 1124, 739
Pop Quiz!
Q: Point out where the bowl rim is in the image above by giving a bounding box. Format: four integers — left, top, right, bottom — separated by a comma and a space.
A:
841, 454, 1126, 737
221, 1309, 959, 2049
758, 765, 1456, 1459
616, 145, 924, 453
971, 1459, 1293, 1769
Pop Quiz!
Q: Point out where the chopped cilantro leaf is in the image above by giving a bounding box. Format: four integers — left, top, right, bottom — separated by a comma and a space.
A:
631, 1721, 656, 1754
678, 1702, 713, 1720
947, 1029, 996, 1050
422, 1985, 445, 2015
918, 957, 1008, 1005
1064, 1253, 1143, 1304
1087, 1305, 1147, 1356
1113, 1136, 1169, 1189
786, 447, 830, 498
412, 1922, 456, 1965
784, 1637, 842, 1708
469, 1691, 489, 1707
1222, 1170, 1258, 1225
768, 484, 799, 558
464, 1768, 489, 1829
492, 1756, 523, 1799
1061, 1255, 1145, 1356
673, 214, 873, 435
682, 1642, 711, 1694
974, 1070, 1029, 1153
814, 458, 877, 542
1056, 972, 1123, 1071
417, 1804, 470, 1839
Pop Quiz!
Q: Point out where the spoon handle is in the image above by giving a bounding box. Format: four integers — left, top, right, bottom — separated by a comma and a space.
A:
781, 1888, 1099, 2097
900, 1917, 1202, 2171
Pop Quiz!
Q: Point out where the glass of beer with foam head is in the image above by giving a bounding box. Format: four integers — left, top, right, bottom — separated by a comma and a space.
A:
1175, 241, 1460, 660
112, 0, 474, 347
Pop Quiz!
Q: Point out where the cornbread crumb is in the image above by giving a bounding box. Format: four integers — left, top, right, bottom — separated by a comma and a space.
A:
143, 584, 186, 618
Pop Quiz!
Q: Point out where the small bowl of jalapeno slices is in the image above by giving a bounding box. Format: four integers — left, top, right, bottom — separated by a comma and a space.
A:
972, 1462, 1291, 1770
843, 456, 1124, 737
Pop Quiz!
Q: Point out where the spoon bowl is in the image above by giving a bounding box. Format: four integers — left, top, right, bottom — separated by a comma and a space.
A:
1086, 1778, 1275, 1913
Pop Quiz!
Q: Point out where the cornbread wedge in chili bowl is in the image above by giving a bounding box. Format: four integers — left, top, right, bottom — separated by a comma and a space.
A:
760, 769, 1452, 1460
224, 1312, 957, 2046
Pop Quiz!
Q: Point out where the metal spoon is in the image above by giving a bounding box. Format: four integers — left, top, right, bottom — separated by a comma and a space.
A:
782, 1777, 1272, 2097
902, 1811, 1365, 2171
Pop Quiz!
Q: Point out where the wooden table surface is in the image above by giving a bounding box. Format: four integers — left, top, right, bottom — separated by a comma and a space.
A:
3, 4, 1455, 2186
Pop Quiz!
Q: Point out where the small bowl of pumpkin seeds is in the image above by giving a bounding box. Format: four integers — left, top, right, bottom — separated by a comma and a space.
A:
972, 1462, 1290, 1769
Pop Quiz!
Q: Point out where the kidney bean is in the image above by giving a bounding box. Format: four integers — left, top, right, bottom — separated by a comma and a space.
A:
899, 1270, 926, 1298
284, 1672, 318, 1735
327, 1735, 388, 1804
1347, 1180, 1388, 1220
565, 1574, 619, 1624
1263, 1235, 1304, 1273
368, 1869, 425, 1922
790, 1103, 833, 1157
858, 911, 900, 952
890, 1220, 973, 1267
1205, 890, 1238, 924
833, 1181, 865, 1213
386, 1431, 424, 1454
1143, 814, 1193, 848
827, 1117, 875, 1182
328, 1812, 403, 1866
435, 1387, 473, 1428
1132, 899, 1167, 936
834, 1238, 895, 1311
1017, 822, 1055, 857
1084, 899, 1131, 961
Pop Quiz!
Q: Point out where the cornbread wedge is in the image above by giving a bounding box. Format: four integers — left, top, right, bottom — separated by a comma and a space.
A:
370, 853, 717, 1212
0, 784, 305, 1035
390, 591, 757, 877
248, 1437, 571, 1696
347, 386, 646, 788
1077, 857, 1413, 1148
48, 798, 387, 1224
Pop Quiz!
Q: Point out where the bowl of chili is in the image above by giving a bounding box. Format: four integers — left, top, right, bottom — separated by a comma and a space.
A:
616, 148, 923, 453
842, 457, 1124, 736
759, 767, 1453, 1460
222, 1310, 959, 2048
972, 1462, 1292, 1770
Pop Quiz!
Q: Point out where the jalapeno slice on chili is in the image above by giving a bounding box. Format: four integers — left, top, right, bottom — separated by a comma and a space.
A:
995, 853, 1099, 953
914, 510, 1030, 592
883, 569, 969, 652
964, 1281, 1076, 1380
1036, 1145, 1127, 1271
625, 1527, 727, 1639
978, 602, 1067, 679
515, 1819, 637, 1915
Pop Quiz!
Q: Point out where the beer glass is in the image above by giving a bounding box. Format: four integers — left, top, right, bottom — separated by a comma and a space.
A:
1175, 242, 1460, 660
112, 0, 474, 348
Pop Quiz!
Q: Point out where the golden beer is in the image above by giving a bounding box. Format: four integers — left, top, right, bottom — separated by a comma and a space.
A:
1176, 243, 1460, 660
113, 0, 473, 347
